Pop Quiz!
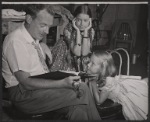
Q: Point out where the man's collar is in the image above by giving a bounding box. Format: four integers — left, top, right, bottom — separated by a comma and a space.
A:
35, 40, 40, 44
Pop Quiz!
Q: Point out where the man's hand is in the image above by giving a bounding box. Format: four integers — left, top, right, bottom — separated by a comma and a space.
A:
63, 76, 81, 89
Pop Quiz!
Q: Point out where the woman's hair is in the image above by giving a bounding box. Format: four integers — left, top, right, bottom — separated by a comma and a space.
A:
24, 4, 55, 19
73, 4, 92, 18
93, 50, 117, 87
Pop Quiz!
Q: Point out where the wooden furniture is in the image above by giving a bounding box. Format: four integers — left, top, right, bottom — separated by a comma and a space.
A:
111, 19, 136, 55
97, 99, 124, 120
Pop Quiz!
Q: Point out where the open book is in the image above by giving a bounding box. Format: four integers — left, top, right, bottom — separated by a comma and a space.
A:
30, 70, 96, 80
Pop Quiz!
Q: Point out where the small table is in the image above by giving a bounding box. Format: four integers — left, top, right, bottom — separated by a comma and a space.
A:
114, 39, 133, 55
97, 99, 124, 120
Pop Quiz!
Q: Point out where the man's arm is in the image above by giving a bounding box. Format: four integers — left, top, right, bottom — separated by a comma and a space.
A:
14, 70, 81, 90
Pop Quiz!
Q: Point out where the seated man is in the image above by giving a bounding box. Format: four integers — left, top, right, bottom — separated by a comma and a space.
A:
2, 4, 101, 120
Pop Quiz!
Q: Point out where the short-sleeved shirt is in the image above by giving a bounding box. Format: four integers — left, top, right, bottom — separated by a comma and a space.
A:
2, 23, 48, 88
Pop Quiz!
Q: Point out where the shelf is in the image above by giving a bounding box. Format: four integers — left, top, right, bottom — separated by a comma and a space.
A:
115, 39, 133, 43
115, 38, 132, 40
2, 17, 25, 21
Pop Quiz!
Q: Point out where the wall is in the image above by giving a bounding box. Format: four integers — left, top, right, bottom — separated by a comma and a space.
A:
97, 4, 140, 30
116, 4, 140, 20
99, 4, 148, 53
134, 4, 148, 59
98, 4, 117, 30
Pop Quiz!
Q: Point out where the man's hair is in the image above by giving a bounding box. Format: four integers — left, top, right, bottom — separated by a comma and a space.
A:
24, 4, 55, 19
73, 4, 92, 18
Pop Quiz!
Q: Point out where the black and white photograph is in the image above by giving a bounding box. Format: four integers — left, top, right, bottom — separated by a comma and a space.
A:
1, 1, 149, 121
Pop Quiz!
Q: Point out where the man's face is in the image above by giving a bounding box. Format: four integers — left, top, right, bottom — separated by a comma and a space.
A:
28, 9, 54, 41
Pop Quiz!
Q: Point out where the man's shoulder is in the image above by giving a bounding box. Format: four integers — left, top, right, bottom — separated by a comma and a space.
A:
8, 27, 22, 38
3, 27, 24, 50
4, 27, 23, 43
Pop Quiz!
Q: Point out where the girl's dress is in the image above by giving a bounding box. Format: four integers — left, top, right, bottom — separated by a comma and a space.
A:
99, 75, 148, 120
50, 38, 75, 71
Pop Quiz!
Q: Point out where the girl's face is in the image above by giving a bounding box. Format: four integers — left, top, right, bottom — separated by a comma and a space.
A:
87, 54, 101, 75
75, 13, 90, 30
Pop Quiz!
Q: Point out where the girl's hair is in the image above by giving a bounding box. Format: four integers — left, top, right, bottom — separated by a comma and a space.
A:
24, 4, 55, 19
93, 50, 117, 87
73, 4, 92, 18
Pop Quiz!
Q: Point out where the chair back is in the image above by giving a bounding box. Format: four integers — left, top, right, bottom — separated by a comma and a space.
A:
108, 48, 130, 76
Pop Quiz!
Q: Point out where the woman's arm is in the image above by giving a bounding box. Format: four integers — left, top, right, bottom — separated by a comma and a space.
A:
90, 81, 110, 105
70, 31, 82, 56
70, 18, 82, 56
82, 18, 93, 56
81, 36, 91, 56
63, 22, 82, 56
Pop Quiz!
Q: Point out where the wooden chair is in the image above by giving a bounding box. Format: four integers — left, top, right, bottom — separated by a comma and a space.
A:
110, 19, 136, 55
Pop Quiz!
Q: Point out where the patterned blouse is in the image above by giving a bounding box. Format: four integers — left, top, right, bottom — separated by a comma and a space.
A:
50, 22, 95, 72
64, 22, 95, 71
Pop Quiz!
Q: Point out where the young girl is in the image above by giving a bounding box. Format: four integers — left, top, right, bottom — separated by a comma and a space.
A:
51, 4, 94, 72
65, 4, 95, 72
87, 50, 148, 120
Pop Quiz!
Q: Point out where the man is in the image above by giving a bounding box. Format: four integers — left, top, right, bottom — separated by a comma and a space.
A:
2, 4, 100, 120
